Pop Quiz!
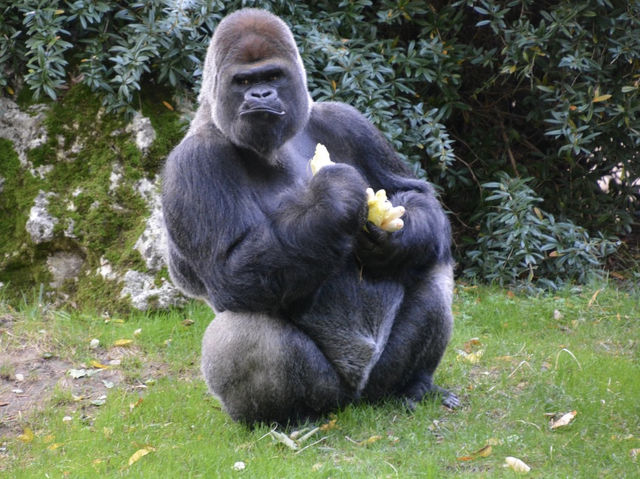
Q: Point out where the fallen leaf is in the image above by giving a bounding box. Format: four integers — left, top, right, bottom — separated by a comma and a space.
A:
457, 444, 492, 461
504, 456, 531, 472
162, 100, 174, 111
457, 349, 484, 364
48, 442, 64, 451
128, 446, 155, 466
129, 397, 144, 411
113, 339, 133, 347
550, 410, 577, 429
320, 417, 338, 431
18, 427, 35, 443
631, 449, 640, 461
43, 434, 55, 443
68, 369, 87, 379
359, 435, 383, 446
102, 380, 115, 389
182, 319, 194, 326
133, 328, 142, 336
463, 337, 481, 353
90, 360, 110, 369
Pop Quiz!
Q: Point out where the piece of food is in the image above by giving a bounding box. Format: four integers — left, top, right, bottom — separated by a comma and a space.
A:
309, 143, 334, 175
366, 188, 405, 232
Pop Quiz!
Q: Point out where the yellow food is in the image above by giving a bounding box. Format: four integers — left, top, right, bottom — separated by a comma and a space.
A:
309, 143, 334, 175
366, 188, 405, 232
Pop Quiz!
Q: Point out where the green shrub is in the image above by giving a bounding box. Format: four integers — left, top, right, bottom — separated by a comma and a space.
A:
2, 0, 637, 288
464, 172, 619, 290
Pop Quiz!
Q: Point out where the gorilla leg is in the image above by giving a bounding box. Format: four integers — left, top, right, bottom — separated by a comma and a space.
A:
201, 311, 351, 424
363, 262, 459, 408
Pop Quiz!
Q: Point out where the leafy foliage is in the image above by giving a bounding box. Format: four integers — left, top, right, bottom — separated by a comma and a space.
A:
464, 172, 618, 290
2, 0, 638, 288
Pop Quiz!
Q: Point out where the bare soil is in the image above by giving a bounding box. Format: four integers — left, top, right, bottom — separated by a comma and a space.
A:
0, 312, 165, 437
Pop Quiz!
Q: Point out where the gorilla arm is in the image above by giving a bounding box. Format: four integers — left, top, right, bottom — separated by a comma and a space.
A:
162, 132, 368, 313
309, 103, 452, 277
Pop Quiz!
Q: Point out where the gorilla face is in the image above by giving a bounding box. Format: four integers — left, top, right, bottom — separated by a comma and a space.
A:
218, 60, 304, 156
207, 17, 311, 158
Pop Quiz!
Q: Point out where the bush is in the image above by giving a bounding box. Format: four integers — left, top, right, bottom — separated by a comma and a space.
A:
2, 0, 637, 288
464, 172, 618, 290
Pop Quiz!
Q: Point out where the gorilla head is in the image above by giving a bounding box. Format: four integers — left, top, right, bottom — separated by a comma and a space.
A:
199, 9, 311, 158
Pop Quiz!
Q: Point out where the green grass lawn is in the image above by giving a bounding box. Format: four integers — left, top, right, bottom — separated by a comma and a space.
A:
1, 284, 638, 478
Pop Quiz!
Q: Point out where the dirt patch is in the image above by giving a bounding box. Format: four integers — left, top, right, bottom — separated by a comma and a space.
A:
0, 313, 169, 437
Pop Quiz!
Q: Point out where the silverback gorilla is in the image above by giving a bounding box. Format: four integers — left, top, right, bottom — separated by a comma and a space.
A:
162, 8, 459, 424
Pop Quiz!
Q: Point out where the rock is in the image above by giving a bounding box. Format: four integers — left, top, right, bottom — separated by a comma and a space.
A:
26, 191, 59, 243
0, 98, 48, 167
109, 163, 124, 193
126, 112, 156, 152
96, 256, 118, 281
134, 177, 167, 272
47, 252, 84, 288
120, 270, 185, 311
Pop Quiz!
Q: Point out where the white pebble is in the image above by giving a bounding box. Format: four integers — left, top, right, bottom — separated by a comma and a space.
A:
90, 338, 100, 349
232, 461, 246, 471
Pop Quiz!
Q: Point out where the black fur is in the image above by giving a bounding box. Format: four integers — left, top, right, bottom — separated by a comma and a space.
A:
162, 8, 459, 424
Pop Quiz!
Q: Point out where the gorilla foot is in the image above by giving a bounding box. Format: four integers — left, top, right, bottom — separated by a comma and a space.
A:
402, 384, 460, 411
438, 387, 461, 409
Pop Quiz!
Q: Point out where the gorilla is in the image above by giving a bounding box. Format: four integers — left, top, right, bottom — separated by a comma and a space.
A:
162, 8, 459, 424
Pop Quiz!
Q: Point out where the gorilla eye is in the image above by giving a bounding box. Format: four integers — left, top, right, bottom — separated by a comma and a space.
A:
234, 76, 251, 86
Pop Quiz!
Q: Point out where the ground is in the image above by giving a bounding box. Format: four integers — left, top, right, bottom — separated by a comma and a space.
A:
0, 310, 174, 437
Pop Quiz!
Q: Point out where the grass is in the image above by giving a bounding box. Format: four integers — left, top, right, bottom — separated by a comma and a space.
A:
1, 284, 638, 478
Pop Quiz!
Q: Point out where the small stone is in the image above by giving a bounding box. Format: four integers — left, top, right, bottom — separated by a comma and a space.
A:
232, 461, 246, 471
15, 373, 24, 382
90, 338, 100, 349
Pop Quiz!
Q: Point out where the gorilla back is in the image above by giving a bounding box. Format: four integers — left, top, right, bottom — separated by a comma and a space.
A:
162, 8, 459, 424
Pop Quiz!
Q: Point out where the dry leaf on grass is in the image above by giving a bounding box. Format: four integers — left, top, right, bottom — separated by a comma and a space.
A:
18, 427, 34, 443
128, 446, 155, 466
89, 360, 110, 369
457, 444, 492, 461
463, 337, 481, 353
457, 349, 484, 364
550, 410, 577, 429
504, 456, 531, 473
113, 339, 133, 347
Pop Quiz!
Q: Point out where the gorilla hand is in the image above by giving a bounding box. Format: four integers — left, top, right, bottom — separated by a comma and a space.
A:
310, 144, 404, 232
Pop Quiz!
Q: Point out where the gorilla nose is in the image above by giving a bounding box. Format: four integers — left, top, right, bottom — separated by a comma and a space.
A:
249, 88, 274, 99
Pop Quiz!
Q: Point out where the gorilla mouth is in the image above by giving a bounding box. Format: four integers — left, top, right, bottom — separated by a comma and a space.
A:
240, 107, 286, 117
